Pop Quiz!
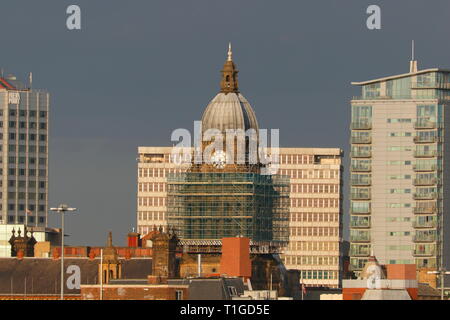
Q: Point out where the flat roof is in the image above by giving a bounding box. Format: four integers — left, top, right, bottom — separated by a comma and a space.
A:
351, 68, 450, 86
139, 146, 342, 156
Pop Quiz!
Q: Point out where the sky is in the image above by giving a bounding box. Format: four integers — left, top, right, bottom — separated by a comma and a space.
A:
1, 0, 450, 246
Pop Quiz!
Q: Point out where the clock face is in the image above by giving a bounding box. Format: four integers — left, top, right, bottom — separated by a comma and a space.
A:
211, 150, 227, 169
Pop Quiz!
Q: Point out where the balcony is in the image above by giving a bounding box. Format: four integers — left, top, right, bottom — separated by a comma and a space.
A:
413, 178, 439, 186
416, 260, 437, 268
351, 191, 371, 200
351, 178, 371, 186
351, 121, 372, 130
414, 120, 437, 129
414, 233, 437, 242
413, 248, 436, 256
349, 246, 371, 256
351, 164, 371, 172
413, 220, 437, 229
414, 136, 439, 143
350, 206, 371, 215
349, 258, 368, 271
351, 150, 371, 158
351, 136, 372, 144
413, 192, 439, 200
414, 206, 437, 214
413, 164, 438, 172
350, 234, 371, 242
350, 219, 370, 228
414, 150, 440, 158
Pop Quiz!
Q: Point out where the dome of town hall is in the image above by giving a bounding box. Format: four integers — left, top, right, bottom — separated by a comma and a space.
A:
201, 44, 259, 135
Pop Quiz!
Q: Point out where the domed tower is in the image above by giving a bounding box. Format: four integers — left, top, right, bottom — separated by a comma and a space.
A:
167, 45, 289, 245
194, 44, 260, 173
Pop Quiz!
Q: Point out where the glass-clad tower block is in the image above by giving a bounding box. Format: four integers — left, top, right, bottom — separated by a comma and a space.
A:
350, 61, 450, 282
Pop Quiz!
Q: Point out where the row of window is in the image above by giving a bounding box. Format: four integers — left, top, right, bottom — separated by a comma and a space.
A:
1, 192, 46, 200
1, 110, 47, 117
283, 255, 339, 267
138, 182, 341, 195
6, 145, 47, 153
138, 167, 342, 180
4, 133, 46, 141
1, 180, 46, 188
1, 168, 47, 176
286, 241, 339, 252
138, 168, 185, 178
290, 213, 339, 223
138, 211, 166, 221
3, 204, 46, 211
138, 183, 165, 193
277, 154, 315, 165
7, 215, 46, 224
0, 121, 47, 129
290, 198, 340, 208
289, 227, 340, 237
299, 270, 339, 280
279, 169, 340, 180
290, 184, 340, 194
4, 157, 47, 165
138, 197, 166, 207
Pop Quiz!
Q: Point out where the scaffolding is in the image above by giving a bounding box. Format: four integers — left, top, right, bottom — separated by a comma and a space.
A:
167, 172, 289, 243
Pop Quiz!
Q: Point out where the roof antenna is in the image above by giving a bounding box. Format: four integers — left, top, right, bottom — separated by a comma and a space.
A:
29, 72, 33, 90
410, 40, 418, 73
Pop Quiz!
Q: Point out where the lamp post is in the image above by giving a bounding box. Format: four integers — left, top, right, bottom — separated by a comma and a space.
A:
50, 204, 77, 300
427, 268, 450, 300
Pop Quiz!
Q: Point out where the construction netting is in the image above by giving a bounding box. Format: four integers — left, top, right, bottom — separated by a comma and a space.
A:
167, 172, 289, 243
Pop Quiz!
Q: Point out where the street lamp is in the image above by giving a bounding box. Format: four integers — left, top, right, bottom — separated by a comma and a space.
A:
50, 204, 77, 300
427, 268, 450, 300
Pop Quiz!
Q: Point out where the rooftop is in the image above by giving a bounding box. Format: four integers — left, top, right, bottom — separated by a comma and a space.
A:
351, 68, 450, 86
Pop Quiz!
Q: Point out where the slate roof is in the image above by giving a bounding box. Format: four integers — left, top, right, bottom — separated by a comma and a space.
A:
0, 257, 152, 295
176, 277, 245, 300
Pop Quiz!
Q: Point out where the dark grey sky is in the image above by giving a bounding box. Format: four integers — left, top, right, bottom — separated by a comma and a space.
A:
1, 0, 449, 246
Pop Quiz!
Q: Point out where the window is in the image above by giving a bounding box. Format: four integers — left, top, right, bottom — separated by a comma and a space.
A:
228, 286, 238, 296
175, 290, 183, 300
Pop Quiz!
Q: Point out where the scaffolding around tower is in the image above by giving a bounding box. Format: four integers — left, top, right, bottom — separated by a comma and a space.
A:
166, 172, 290, 245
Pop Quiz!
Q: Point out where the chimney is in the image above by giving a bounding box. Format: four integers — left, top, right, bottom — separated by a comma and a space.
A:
127, 229, 141, 248
220, 237, 252, 280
